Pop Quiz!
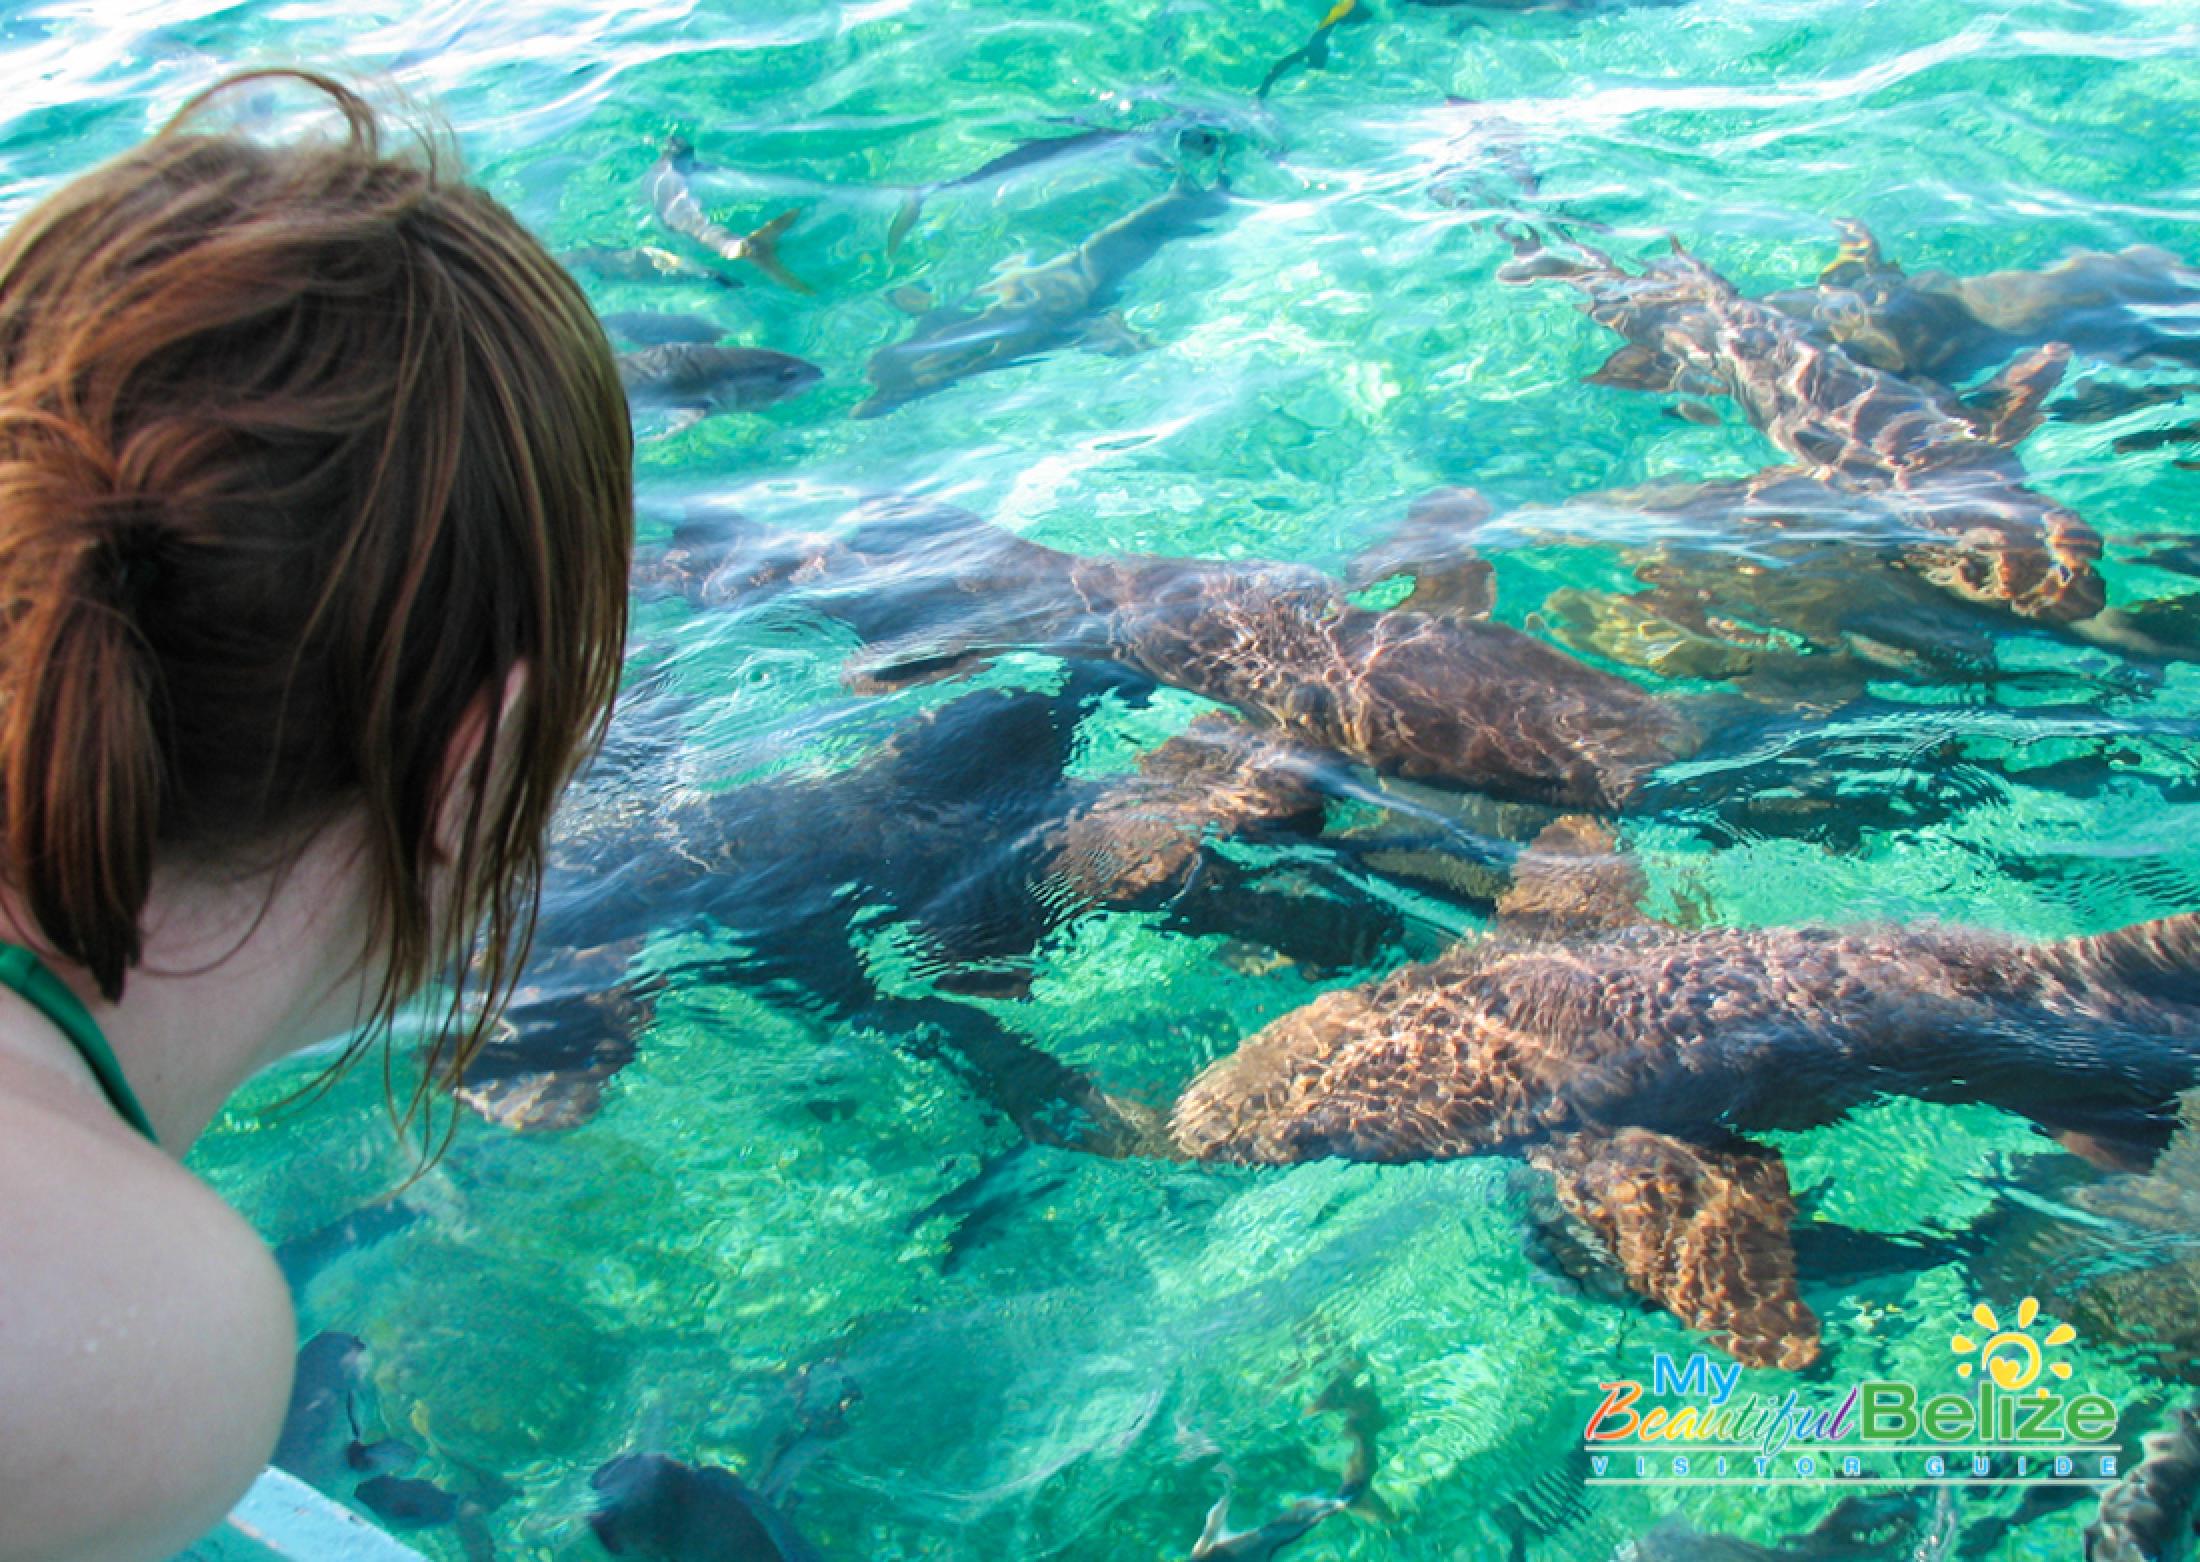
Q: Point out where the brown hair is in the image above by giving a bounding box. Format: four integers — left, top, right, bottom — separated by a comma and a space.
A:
0, 70, 632, 1133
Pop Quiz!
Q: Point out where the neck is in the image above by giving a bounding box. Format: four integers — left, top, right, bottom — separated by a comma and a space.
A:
0, 817, 378, 1151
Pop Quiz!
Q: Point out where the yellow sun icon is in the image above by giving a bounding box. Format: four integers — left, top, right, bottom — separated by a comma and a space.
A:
1949, 1297, 2077, 1391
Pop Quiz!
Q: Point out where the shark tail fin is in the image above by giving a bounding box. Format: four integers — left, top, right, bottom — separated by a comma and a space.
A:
1962, 342, 2071, 446
1822, 217, 1896, 284
886, 194, 922, 257
742, 209, 814, 294
2053, 913, 2200, 1007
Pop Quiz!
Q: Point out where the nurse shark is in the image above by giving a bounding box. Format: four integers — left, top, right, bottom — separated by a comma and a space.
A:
460, 671, 1408, 1142
1501, 229, 2107, 626
1168, 816, 2200, 1370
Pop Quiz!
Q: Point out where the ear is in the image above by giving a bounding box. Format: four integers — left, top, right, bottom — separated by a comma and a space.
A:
432, 662, 530, 867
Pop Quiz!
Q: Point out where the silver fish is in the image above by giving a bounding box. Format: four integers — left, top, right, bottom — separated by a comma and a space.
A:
561, 244, 741, 290
616, 344, 821, 429
856, 169, 1230, 419
644, 138, 810, 293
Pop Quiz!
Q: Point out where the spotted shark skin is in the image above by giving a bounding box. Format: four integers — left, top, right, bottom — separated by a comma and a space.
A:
1169, 819, 2200, 1368
1358, 475, 2010, 701
1360, 476, 2200, 701
744, 500, 1700, 813
1503, 233, 2107, 624
1596, 225, 2200, 399
2089, 1399, 2200, 1562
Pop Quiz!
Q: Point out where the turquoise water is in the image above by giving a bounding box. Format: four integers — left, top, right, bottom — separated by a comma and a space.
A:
7, 0, 2200, 1556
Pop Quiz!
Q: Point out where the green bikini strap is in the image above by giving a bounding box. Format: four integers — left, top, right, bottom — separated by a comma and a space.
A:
0, 943, 159, 1145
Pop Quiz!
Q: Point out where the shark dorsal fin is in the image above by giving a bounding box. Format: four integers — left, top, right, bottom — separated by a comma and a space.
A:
1493, 816, 1651, 940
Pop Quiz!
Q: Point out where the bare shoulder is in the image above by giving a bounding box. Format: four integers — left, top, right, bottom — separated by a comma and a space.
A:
0, 1077, 295, 1562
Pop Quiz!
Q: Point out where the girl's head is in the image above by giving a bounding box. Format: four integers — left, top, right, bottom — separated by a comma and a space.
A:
0, 71, 632, 1120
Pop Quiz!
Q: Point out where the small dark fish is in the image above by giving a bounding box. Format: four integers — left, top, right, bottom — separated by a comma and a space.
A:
1257, 0, 1366, 99
588, 1453, 820, 1562
2113, 421, 2200, 456
906, 1145, 1072, 1272
561, 245, 742, 291
887, 118, 1234, 256
2050, 379, 2200, 425
600, 311, 728, 348
617, 344, 821, 429
644, 138, 810, 294
2136, 537, 2200, 578
355, 1475, 461, 1530
347, 1439, 418, 1476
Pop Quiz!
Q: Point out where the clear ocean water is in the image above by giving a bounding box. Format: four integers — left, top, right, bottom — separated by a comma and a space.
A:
7, 0, 2200, 1557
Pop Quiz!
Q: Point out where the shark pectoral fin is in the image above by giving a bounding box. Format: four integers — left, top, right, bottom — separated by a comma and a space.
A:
1347, 486, 1498, 619
1531, 1128, 1821, 1369
2114, 421, 2200, 456
655, 405, 711, 439
454, 948, 654, 1132
2046, 377, 2200, 426
1587, 343, 1695, 394
2068, 592, 2200, 660
975, 251, 1045, 301
1052, 718, 1328, 904
741, 209, 813, 294
1076, 310, 1156, 357
452, 1035, 621, 1132
1532, 587, 1764, 682
1963, 342, 2073, 445
1494, 815, 1651, 938
1396, 560, 1498, 620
